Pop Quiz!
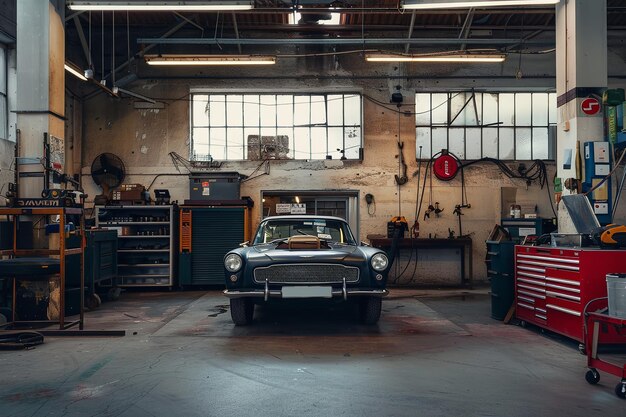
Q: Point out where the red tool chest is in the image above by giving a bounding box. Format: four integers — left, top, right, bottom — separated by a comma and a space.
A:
515, 245, 626, 343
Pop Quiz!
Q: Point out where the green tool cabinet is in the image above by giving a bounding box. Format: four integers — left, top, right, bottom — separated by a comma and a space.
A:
485, 240, 516, 320
178, 206, 250, 286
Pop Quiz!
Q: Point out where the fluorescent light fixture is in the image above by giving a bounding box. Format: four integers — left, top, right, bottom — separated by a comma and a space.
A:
365, 53, 506, 63
402, 0, 559, 9
64, 63, 88, 81
67, 1, 254, 11
144, 54, 276, 65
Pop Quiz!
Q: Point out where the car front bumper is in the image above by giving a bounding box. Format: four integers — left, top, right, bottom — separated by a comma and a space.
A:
223, 278, 388, 301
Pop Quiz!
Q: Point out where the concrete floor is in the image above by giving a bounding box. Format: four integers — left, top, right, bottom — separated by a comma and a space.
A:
1, 288, 625, 417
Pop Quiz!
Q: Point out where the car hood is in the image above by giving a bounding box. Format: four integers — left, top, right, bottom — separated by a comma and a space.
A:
249, 243, 361, 262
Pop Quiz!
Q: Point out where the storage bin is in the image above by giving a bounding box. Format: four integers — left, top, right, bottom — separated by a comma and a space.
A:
606, 273, 626, 318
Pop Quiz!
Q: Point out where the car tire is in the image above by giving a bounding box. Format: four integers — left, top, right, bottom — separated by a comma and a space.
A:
359, 296, 382, 325
230, 297, 254, 326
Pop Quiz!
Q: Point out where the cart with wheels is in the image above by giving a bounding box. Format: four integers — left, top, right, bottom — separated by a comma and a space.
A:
583, 302, 626, 398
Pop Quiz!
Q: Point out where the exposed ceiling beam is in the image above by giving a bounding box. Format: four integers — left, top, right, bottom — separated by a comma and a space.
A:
232, 12, 242, 54
459, 8, 475, 50
73, 15, 93, 68
137, 37, 553, 46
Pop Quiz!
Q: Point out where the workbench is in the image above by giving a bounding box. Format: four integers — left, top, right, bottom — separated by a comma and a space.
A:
367, 236, 473, 287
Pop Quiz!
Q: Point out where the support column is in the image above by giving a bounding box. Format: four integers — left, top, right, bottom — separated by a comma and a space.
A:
555, 0, 607, 232
15, 0, 65, 199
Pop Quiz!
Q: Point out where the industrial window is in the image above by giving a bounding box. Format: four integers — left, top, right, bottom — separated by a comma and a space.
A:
0, 46, 7, 141
415, 92, 557, 160
190, 93, 362, 161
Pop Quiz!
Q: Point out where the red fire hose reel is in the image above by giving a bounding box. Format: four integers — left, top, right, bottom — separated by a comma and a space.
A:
433, 153, 459, 181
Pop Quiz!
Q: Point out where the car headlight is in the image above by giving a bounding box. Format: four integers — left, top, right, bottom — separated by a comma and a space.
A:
371, 253, 388, 271
225, 253, 243, 272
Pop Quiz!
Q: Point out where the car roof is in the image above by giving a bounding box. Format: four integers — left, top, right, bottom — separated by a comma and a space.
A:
261, 215, 348, 223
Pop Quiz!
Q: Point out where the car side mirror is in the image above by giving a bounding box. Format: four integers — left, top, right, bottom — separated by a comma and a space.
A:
361, 241, 370, 247
239, 241, 249, 247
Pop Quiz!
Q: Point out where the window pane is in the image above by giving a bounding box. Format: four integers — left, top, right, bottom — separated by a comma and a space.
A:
226, 95, 243, 126
432, 128, 447, 154
294, 127, 310, 159
243, 95, 260, 126
227, 128, 244, 159
515, 93, 532, 126
450, 92, 479, 126
432, 94, 448, 125
345, 127, 361, 159
276, 95, 293, 126
209, 127, 226, 160
482, 128, 498, 158
499, 128, 515, 160
328, 127, 343, 159
416, 128, 431, 159
260, 127, 277, 137
277, 127, 294, 159
294, 96, 310, 126
311, 96, 326, 125
344, 94, 361, 126
482, 93, 499, 126
450, 93, 468, 126
416, 93, 431, 125
327, 95, 343, 126
449, 128, 465, 159
466, 128, 482, 160
311, 126, 326, 158
193, 95, 209, 126
193, 127, 209, 149
209, 95, 226, 126
499, 94, 515, 126
516, 128, 532, 160
532, 93, 548, 126
532, 128, 549, 160
260, 95, 276, 126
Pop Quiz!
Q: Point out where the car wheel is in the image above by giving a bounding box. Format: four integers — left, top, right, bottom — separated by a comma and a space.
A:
230, 297, 254, 326
359, 296, 382, 325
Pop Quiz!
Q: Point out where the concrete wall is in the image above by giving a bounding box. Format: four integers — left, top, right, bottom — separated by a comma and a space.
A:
77, 46, 566, 286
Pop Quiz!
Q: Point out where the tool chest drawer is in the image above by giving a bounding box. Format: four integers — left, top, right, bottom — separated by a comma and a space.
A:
515, 245, 626, 343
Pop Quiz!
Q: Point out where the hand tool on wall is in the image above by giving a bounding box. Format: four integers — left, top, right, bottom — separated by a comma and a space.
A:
395, 141, 408, 186
411, 146, 422, 238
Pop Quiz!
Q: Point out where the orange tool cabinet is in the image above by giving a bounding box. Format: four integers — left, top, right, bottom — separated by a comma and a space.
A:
515, 245, 626, 343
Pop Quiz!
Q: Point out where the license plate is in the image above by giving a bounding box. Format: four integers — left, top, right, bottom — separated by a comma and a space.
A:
282, 286, 332, 298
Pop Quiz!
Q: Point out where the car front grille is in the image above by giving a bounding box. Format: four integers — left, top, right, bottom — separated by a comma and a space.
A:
253, 264, 360, 284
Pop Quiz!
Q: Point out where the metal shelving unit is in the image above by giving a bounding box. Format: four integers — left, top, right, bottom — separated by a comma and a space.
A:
95, 205, 176, 288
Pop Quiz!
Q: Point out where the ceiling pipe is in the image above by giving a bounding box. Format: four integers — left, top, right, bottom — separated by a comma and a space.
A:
136, 37, 553, 46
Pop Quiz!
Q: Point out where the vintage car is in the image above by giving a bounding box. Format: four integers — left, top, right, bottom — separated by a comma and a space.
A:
223, 215, 390, 325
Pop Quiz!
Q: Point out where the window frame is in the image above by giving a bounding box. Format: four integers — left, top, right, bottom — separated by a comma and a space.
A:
189, 90, 363, 162
415, 91, 557, 161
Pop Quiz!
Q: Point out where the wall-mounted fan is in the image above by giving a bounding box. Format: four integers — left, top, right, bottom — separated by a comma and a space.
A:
91, 153, 125, 205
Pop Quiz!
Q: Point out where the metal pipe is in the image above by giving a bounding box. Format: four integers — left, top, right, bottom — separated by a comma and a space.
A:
404, 11, 417, 54
136, 37, 553, 46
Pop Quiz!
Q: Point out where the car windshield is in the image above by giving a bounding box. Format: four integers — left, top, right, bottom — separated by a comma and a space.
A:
253, 218, 357, 245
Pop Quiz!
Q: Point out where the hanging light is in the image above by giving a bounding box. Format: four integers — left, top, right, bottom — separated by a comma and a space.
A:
144, 54, 276, 66
365, 53, 506, 63
64, 62, 88, 81
67, 1, 254, 11
401, 0, 559, 9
